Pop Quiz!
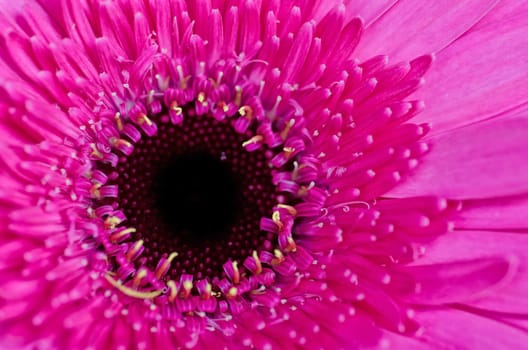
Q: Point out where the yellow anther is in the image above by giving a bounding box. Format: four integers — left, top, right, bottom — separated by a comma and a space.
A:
202, 283, 212, 300
272, 211, 284, 231
271, 249, 285, 265
280, 119, 295, 140
234, 86, 243, 106
252, 251, 262, 274
238, 105, 253, 119
283, 147, 296, 158
298, 182, 315, 197
110, 227, 136, 242
285, 236, 297, 253
167, 280, 178, 302
179, 75, 191, 89
155, 252, 179, 279
227, 286, 238, 298
114, 112, 124, 131
126, 240, 144, 261
104, 216, 122, 230
90, 183, 102, 199
133, 268, 148, 288
109, 137, 132, 149
181, 280, 193, 298
137, 113, 153, 126
197, 92, 207, 104
242, 135, 264, 148
104, 274, 163, 299
90, 144, 104, 159
232, 261, 240, 284
170, 101, 183, 115
277, 204, 297, 216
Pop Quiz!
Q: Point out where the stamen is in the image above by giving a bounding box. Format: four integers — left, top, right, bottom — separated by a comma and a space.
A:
155, 252, 179, 279
133, 268, 148, 288
271, 249, 285, 265
110, 227, 136, 243
104, 216, 123, 230
272, 211, 284, 231
253, 251, 262, 274
104, 274, 163, 299
242, 135, 264, 148
277, 204, 297, 216
137, 113, 153, 126
167, 280, 178, 302
114, 112, 124, 131
126, 240, 144, 261
238, 106, 253, 120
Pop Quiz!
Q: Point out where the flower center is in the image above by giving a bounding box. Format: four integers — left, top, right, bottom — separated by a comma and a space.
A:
112, 106, 275, 277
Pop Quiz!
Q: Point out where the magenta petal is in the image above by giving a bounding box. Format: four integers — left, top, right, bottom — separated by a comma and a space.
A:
412, 2, 528, 134
354, 0, 499, 61
342, 0, 398, 25
389, 117, 528, 198
416, 230, 528, 314
456, 195, 528, 230
400, 256, 515, 305
415, 308, 528, 349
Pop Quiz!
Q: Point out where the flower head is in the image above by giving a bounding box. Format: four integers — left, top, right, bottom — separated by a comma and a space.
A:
1, 0, 528, 349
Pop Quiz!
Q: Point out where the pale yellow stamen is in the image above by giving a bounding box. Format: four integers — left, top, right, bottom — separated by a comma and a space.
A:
114, 112, 124, 131
197, 92, 207, 105
227, 286, 238, 298
242, 135, 264, 148
170, 101, 183, 115
272, 211, 284, 231
285, 236, 297, 253
104, 274, 163, 299
137, 113, 153, 126
126, 240, 144, 261
202, 282, 212, 300
90, 183, 102, 199
133, 268, 148, 288
283, 147, 296, 158
110, 227, 136, 242
252, 251, 262, 275
232, 261, 240, 284
238, 105, 253, 119
109, 137, 132, 149
280, 119, 295, 140
90, 144, 104, 160
271, 249, 285, 265
181, 280, 193, 298
277, 204, 297, 216
155, 252, 179, 279
167, 280, 178, 302
104, 216, 122, 230
234, 86, 243, 106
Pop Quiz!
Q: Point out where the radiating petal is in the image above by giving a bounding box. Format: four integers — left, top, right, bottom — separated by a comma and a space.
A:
389, 117, 528, 198
355, 0, 499, 61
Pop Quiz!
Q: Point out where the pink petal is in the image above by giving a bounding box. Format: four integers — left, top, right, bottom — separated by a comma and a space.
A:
416, 230, 528, 314
354, 0, 499, 61
400, 256, 516, 305
389, 117, 528, 198
412, 2, 528, 134
342, 0, 398, 26
415, 308, 528, 349
456, 195, 528, 230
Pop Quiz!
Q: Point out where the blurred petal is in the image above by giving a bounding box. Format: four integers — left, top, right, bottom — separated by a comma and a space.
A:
355, 0, 499, 61
389, 116, 528, 198
413, 0, 528, 133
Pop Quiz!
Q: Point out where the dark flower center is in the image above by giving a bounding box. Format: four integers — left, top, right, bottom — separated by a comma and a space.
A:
113, 106, 276, 278
153, 152, 240, 243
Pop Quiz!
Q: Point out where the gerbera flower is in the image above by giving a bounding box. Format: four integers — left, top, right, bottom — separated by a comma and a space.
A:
1, 0, 527, 349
